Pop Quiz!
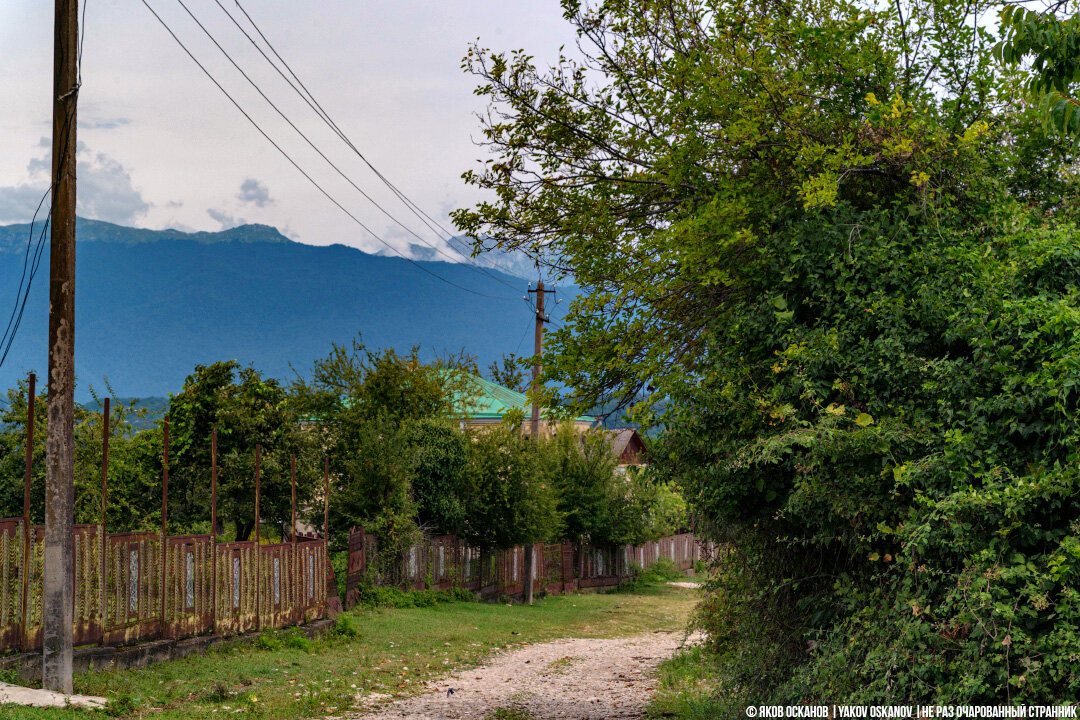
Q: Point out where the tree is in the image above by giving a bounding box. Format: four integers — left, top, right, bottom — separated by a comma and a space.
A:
167, 361, 316, 541
456, 0, 1080, 704
0, 379, 161, 532
486, 353, 527, 393
462, 414, 562, 553
405, 419, 471, 536
293, 336, 473, 551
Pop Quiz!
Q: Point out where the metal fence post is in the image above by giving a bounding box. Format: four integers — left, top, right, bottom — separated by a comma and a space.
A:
20, 373, 35, 651
99, 398, 109, 646
254, 444, 261, 632
160, 417, 169, 639
211, 429, 218, 634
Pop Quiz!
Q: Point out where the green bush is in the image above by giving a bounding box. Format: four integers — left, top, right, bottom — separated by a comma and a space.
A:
638, 557, 684, 583
281, 627, 312, 652
333, 613, 362, 639
351, 583, 476, 608
254, 631, 281, 651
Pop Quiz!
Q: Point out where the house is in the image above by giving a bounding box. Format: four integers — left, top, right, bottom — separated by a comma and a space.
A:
451, 372, 596, 435
608, 428, 647, 469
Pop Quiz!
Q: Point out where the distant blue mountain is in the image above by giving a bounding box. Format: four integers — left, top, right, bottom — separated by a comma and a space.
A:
0, 218, 559, 400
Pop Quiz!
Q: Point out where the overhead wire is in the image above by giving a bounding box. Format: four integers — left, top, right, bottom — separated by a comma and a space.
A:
221, 0, 513, 284
177, 0, 510, 290
139, 0, 516, 301
0, 3, 86, 370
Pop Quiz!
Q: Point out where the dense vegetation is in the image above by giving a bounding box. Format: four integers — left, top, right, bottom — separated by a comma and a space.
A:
0, 339, 682, 566
457, 0, 1080, 705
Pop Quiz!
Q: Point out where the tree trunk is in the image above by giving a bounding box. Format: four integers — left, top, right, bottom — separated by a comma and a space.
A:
235, 518, 254, 542
523, 543, 534, 605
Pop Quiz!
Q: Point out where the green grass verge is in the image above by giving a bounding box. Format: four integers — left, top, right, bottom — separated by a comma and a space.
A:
646, 644, 727, 720
1, 584, 695, 719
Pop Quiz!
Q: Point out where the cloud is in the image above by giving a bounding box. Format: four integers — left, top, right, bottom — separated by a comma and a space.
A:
82, 117, 131, 130
0, 140, 151, 225
77, 151, 152, 224
0, 183, 49, 224
237, 178, 272, 207
207, 208, 245, 229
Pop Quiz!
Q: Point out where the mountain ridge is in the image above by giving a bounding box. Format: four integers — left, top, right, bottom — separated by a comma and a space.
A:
0, 219, 557, 400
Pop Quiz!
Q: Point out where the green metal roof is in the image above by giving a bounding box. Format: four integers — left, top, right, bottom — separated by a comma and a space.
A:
453, 372, 596, 425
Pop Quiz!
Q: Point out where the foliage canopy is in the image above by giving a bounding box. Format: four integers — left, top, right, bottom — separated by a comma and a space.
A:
457, 0, 1080, 703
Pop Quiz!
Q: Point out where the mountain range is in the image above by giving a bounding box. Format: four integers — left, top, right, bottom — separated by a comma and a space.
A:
0, 218, 561, 401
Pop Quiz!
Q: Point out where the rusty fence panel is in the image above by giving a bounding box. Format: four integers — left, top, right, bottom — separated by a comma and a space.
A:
215, 541, 257, 637
0, 519, 22, 652
541, 543, 564, 595
164, 534, 213, 639
428, 535, 458, 590
72, 525, 103, 646
295, 538, 327, 622
259, 543, 293, 629
102, 531, 161, 647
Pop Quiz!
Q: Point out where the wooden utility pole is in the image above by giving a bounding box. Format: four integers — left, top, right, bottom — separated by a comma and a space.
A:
528, 281, 548, 439
43, 0, 79, 693
524, 281, 554, 606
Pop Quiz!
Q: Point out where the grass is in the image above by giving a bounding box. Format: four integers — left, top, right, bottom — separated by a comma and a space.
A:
484, 706, 538, 720
646, 644, 726, 720
1, 583, 696, 719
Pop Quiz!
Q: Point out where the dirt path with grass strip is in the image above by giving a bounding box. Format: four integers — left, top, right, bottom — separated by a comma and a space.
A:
349, 631, 692, 720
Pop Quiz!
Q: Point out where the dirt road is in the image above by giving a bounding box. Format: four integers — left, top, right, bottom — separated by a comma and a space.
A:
351, 630, 692, 720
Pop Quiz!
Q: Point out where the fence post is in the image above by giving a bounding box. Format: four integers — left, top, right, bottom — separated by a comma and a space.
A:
99, 398, 109, 646
20, 373, 35, 651
290, 454, 297, 621
322, 457, 329, 542
211, 429, 218, 634
254, 444, 261, 631
160, 417, 169, 639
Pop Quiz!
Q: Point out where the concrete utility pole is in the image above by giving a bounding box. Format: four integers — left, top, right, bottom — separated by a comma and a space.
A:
43, 0, 79, 694
524, 281, 555, 606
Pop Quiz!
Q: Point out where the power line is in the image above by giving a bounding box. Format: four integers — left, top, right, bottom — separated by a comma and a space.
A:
177, 0, 507, 289
221, 0, 514, 286
0, 27, 85, 371
140, 0, 516, 301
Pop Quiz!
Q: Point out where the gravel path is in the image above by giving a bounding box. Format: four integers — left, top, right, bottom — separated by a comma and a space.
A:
349, 631, 691, 720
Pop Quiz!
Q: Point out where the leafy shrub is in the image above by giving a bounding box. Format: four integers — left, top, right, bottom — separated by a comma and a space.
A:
254, 631, 281, 651
281, 627, 312, 652
333, 613, 362, 639
352, 583, 475, 608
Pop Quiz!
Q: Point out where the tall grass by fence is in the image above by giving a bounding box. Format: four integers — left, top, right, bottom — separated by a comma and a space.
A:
345, 528, 710, 607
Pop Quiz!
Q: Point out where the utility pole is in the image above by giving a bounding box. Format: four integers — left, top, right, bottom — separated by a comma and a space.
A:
527, 281, 555, 438
43, 0, 79, 694
524, 280, 555, 606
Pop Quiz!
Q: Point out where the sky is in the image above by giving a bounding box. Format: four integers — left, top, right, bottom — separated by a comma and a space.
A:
0, 0, 576, 258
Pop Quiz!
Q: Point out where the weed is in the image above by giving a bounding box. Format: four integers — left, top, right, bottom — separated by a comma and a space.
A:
333, 613, 362, 639
543, 655, 580, 675
485, 705, 537, 720
255, 632, 282, 651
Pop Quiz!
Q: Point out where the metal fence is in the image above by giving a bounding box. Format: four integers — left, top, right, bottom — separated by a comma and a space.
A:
0, 519, 328, 654
0, 379, 330, 657
344, 528, 711, 607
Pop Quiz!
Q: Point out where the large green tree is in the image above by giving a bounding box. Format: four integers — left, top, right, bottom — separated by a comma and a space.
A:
167, 361, 316, 541
457, 0, 1080, 704
292, 337, 473, 552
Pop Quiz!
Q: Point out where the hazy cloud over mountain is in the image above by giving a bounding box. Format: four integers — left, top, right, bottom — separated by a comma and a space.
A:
238, 178, 272, 207
207, 208, 246, 230
0, 139, 150, 225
